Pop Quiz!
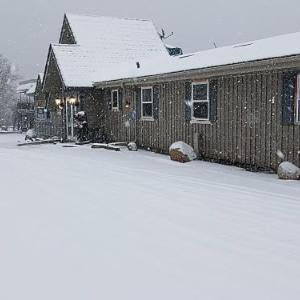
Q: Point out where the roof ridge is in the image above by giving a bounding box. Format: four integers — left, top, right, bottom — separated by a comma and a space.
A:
65, 13, 151, 23
51, 43, 80, 47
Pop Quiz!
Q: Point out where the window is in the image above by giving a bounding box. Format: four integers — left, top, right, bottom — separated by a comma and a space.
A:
297, 74, 300, 123
192, 82, 209, 120
141, 87, 153, 119
111, 89, 119, 110
36, 108, 45, 120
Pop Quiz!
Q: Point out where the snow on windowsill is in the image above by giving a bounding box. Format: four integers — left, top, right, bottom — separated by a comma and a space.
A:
141, 117, 154, 122
190, 119, 211, 125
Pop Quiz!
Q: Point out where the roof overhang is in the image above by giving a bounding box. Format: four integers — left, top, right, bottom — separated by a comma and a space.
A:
94, 54, 300, 88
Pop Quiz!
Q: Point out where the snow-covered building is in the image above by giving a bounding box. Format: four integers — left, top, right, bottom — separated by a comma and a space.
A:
37, 13, 300, 171
37, 13, 169, 139
15, 79, 36, 131
92, 31, 300, 171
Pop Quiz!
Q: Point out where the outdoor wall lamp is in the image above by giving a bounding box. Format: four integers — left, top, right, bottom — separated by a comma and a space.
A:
55, 98, 64, 110
55, 98, 62, 106
67, 96, 77, 105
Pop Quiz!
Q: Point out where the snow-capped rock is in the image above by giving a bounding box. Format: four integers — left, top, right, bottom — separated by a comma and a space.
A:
26, 129, 36, 138
128, 142, 137, 151
278, 161, 300, 180
169, 141, 197, 163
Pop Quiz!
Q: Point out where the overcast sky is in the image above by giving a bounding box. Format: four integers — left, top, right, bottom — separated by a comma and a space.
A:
1, 0, 300, 79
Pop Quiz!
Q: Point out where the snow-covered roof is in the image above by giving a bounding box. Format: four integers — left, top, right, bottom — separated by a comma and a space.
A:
66, 14, 166, 52
94, 30, 300, 84
27, 82, 37, 95
17, 80, 36, 95
52, 14, 168, 87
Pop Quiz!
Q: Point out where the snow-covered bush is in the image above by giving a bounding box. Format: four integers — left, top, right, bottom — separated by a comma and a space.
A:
278, 162, 300, 180
169, 141, 197, 163
75, 111, 86, 117
25, 129, 36, 141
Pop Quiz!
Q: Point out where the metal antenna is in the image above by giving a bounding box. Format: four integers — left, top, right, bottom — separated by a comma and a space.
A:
160, 28, 174, 40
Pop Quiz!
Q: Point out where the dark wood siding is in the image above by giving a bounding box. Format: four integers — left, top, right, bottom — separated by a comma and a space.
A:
36, 51, 64, 138
59, 16, 76, 44
101, 69, 300, 170
101, 86, 136, 143
80, 89, 103, 130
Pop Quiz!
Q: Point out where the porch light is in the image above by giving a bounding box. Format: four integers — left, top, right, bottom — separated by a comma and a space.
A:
55, 98, 62, 106
55, 98, 64, 110
68, 96, 77, 105
125, 101, 130, 108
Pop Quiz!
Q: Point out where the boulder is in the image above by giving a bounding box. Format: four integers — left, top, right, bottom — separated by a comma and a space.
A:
127, 142, 137, 151
278, 162, 300, 180
169, 141, 197, 163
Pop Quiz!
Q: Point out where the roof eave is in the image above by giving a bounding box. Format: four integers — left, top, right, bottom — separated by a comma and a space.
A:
94, 53, 300, 88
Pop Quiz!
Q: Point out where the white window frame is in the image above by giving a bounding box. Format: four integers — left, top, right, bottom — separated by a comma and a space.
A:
296, 74, 300, 124
191, 81, 210, 121
111, 89, 119, 111
141, 86, 154, 121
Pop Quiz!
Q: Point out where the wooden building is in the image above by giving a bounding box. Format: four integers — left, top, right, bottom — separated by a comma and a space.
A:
36, 14, 300, 171
15, 79, 36, 131
93, 33, 300, 171
36, 13, 170, 140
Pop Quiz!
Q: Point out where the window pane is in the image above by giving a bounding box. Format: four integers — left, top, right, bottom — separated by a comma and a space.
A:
193, 84, 208, 100
112, 91, 118, 108
37, 108, 44, 119
142, 103, 153, 117
193, 102, 208, 119
142, 88, 152, 102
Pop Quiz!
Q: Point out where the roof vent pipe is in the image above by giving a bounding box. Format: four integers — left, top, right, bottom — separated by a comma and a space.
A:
136, 62, 141, 69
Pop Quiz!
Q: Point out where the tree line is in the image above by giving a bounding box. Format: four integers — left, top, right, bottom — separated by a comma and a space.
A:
0, 54, 18, 127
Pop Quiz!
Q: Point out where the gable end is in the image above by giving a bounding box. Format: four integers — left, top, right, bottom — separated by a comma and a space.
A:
59, 14, 76, 44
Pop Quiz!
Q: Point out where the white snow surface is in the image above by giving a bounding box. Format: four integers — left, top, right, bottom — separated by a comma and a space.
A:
26, 82, 37, 95
52, 14, 168, 87
94, 30, 300, 84
0, 134, 300, 299
169, 141, 197, 161
17, 80, 36, 95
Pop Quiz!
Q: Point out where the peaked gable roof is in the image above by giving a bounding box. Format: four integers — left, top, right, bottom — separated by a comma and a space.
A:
50, 13, 169, 87
66, 13, 167, 52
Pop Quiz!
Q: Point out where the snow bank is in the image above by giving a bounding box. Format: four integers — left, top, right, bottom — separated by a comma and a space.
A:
0, 134, 300, 300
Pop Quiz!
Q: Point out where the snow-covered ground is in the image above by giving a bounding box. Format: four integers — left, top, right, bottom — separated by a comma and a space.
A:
0, 134, 299, 300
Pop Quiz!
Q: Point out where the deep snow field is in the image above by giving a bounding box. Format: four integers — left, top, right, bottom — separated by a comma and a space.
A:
0, 134, 299, 300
